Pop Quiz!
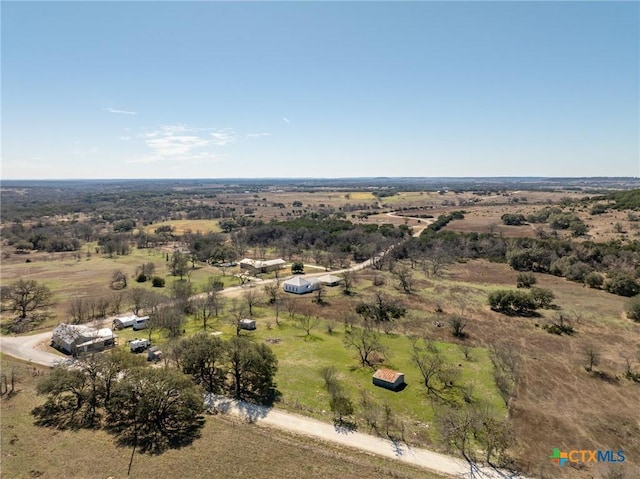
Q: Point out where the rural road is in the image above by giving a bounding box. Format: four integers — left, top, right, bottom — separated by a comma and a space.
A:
208, 396, 526, 479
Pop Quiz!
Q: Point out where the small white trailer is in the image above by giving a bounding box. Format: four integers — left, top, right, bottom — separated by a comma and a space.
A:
129, 338, 150, 353
132, 316, 149, 330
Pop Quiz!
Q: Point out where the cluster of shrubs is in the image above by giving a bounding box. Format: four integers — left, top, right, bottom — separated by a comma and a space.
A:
488, 288, 554, 316
424, 211, 465, 234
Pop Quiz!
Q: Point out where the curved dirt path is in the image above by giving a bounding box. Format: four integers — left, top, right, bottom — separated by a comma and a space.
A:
0, 331, 65, 367
208, 396, 526, 479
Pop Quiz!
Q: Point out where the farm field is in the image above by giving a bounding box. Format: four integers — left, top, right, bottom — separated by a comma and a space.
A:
142, 219, 220, 235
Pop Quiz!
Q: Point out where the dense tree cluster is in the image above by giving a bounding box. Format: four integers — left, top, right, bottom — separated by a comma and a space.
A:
32, 352, 205, 456
487, 288, 555, 316
394, 231, 640, 297
174, 333, 279, 405
239, 213, 406, 263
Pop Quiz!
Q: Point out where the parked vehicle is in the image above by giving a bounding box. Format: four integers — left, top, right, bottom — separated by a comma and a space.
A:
129, 338, 150, 353
147, 346, 162, 362
132, 316, 149, 331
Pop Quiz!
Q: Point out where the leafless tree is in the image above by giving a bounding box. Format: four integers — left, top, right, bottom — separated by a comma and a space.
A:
263, 281, 280, 304
110, 270, 127, 290
129, 288, 147, 316
312, 283, 326, 305
111, 292, 124, 315
228, 300, 248, 336
69, 298, 89, 324
585, 345, 601, 373
344, 327, 387, 367
95, 296, 110, 318
394, 266, 414, 294
488, 343, 521, 405
294, 304, 321, 337
371, 255, 385, 270
243, 287, 261, 316
411, 338, 445, 395
340, 270, 357, 295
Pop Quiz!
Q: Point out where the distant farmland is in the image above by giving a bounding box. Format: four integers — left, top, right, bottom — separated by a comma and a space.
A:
143, 219, 220, 235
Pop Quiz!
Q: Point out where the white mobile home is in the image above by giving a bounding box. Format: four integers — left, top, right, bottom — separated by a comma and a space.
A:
133, 316, 149, 330
112, 314, 137, 330
240, 258, 287, 274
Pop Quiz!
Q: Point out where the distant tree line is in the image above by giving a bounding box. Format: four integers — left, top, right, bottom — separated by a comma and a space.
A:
391, 231, 640, 297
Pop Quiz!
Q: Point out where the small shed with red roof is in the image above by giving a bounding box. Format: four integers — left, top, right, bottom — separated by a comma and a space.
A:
372, 368, 405, 391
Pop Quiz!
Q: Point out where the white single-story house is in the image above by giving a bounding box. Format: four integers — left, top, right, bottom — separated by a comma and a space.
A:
239, 318, 256, 330
282, 276, 321, 294
52, 323, 117, 356
317, 274, 342, 286
240, 258, 287, 274
372, 368, 405, 391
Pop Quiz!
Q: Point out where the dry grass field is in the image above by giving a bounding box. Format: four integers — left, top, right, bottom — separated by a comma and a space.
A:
401, 260, 640, 479
0, 355, 446, 479
0, 246, 243, 328
142, 219, 220, 235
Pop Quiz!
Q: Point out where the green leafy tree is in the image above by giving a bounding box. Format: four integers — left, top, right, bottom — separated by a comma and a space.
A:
605, 275, 640, 297
330, 395, 354, 423
174, 333, 228, 394
529, 287, 555, 309
584, 272, 604, 289
32, 366, 92, 429
488, 290, 538, 316
291, 261, 304, 274
171, 251, 190, 280
501, 213, 526, 226
226, 336, 279, 404
105, 367, 205, 475
516, 272, 536, 288
626, 296, 640, 323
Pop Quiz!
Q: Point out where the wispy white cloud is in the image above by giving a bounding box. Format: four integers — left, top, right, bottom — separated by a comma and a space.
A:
210, 128, 237, 146
107, 107, 137, 115
282, 117, 290, 124
146, 129, 210, 157
247, 132, 270, 138
127, 124, 223, 164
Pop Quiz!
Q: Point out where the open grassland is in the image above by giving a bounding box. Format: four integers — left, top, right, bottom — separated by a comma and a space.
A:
347, 191, 376, 201
416, 261, 640, 478
0, 355, 446, 479
0, 246, 243, 330
141, 219, 220, 235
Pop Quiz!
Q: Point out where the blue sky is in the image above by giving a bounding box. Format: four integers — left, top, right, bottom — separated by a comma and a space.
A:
2, 1, 638, 179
